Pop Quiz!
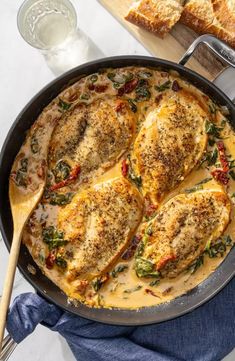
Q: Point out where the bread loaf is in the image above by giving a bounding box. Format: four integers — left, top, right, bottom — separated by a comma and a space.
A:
180, 0, 235, 48
125, 0, 185, 38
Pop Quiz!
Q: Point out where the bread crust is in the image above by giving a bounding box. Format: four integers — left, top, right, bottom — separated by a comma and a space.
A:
212, 0, 235, 33
125, 0, 184, 38
180, 0, 235, 49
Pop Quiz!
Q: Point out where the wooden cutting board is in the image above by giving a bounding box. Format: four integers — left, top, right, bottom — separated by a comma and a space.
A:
98, 0, 226, 81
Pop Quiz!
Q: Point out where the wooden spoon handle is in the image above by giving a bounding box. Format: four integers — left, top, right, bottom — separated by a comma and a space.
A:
0, 229, 22, 351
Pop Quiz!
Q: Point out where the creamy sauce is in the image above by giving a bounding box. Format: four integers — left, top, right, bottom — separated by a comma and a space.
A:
11, 66, 235, 309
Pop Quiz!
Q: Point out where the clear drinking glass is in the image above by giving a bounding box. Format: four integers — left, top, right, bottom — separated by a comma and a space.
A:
17, 0, 104, 75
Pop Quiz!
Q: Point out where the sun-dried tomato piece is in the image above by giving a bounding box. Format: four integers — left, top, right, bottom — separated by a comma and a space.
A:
217, 141, 229, 172
118, 79, 138, 96
157, 254, 177, 271
94, 84, 108, 93
50, 164, 81, 191
145, 289, 160, 298
145, 203, 157, 218
211, 169, 229, 185
172, 80, 181, 92
88, 83, 95, 91
46, 251, 56, 269
116, 101, 126, 113
155, 94, 163, 104
121, 159, 129, 177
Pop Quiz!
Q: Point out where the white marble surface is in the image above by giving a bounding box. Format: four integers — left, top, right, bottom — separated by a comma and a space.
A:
0, 1, 234, 360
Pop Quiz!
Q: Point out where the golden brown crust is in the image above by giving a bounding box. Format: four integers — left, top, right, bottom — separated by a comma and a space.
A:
212, 0, 235, 31
131, 90, 208, 205
125, 0, 184, 38
58, 177, 143, 281
137, 188, 231, 278
180, 0, 235, 49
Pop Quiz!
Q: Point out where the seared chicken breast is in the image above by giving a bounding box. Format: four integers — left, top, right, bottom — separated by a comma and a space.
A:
48, 97, 136, 189
58, 177, 143, 291
135, 188, 230, 278
131, 92, 208, 204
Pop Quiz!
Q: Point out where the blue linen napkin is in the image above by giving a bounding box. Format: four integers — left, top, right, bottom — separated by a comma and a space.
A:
7, 277, 235, 361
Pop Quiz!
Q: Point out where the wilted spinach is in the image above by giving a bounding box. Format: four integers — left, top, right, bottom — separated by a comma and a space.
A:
123, 285, 142, 293
187, 255, 204, 274
42, 226, 68, 251
205, 120, 223, 138
111, 264, 128, 278
52, 160, 71, 183
205, 235, 234, 258
127, 155, 142, 188
135, 257, 160, 278
49, 192, 74, 206
58, 98, 71, 111
15, 158, 28, 188
55, 256, 67, 269
185, 178, 212, 194
30, 136, 40, 154
135, 79, 151, 101
154, 80, 171, 92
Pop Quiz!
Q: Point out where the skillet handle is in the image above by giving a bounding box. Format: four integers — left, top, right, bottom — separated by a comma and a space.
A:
179, 34, 235, 68
0, 334, 17, 361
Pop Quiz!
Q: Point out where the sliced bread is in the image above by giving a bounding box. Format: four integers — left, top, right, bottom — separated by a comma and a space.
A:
125, 0, 185, 38
180, 0, 235, 48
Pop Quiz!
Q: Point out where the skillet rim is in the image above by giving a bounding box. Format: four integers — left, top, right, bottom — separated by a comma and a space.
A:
0, 55, 235, 326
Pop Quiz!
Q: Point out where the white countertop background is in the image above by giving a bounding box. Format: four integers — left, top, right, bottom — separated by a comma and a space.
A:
0, 1, 234, 360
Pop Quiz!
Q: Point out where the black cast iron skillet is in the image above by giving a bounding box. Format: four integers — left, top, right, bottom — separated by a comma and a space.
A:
1, 35, 235, 326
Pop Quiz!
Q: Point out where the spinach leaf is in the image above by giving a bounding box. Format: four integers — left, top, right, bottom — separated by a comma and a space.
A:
154, 80, 171, 92
55, 256, 67, 269
129, 173, 142, 187
128, 99, 137, 113
124, 285, 142, 293
200, 149, 218, 167
58, 98, 71, 111
20, 158, 28, 172
49, 192, 74, 206
149, 279, 160, 287
107, 72, 116, 81
124, 73, 134, 82
205, 235, 234, 258
135, 241, 145, 257
42, 226, 68, 251
30, 136, 40, 154
185, 178, 212, 193
135, 79, 151, 101
92, 278, 103, 292
208, 149, 218, 166
52, 160, 71, 183
136, 87, 151, 101
187, 255, 204, 274
80, 93, 90, 100
111, 264, 128, 278
135, 257, 160, 278
205, 120, 223, 138
127, 155, 142, 188
89, 74, 98, 83
15, 158, 28, 188
113, 82, 121, 89
185, 185, 203, 194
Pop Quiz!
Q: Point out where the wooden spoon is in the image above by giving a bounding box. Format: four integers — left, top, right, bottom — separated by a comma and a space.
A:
0, 180, 44, 350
